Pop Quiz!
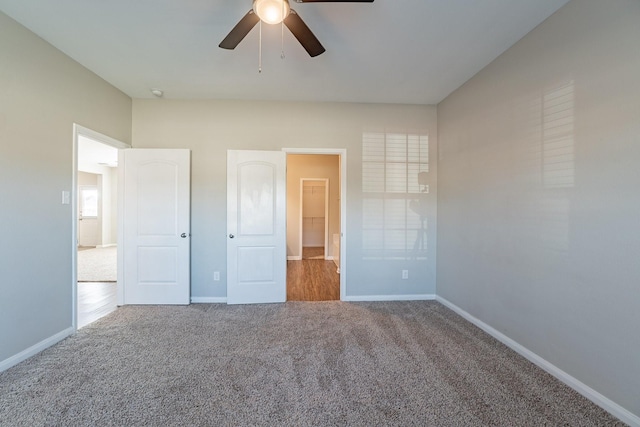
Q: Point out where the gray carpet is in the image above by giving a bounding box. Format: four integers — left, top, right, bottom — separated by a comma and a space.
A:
0, 301, 624, 426
77, 246, 117, 282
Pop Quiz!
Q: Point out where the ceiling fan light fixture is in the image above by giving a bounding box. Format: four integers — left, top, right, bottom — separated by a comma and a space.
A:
253, 0, 290, 25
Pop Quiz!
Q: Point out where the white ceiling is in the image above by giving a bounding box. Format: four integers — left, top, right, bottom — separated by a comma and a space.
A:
0, 0, 569, 105
78, 135, 118, 169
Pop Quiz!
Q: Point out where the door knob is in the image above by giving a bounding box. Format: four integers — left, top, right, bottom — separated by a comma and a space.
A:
229, 234, 235, 239
181, 233, 187, 238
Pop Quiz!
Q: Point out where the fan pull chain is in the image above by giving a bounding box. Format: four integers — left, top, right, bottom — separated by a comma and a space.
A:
280, 2, 285, 59
281, 22, 285, 59
258, 20, 262, 73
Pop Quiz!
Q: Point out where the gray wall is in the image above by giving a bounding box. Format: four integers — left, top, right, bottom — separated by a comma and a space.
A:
437, 0, 640, 418
0, 12, 132, 362
132, 100, 437, 300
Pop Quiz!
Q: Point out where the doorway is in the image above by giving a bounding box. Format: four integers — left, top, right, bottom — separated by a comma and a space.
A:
73, 125, 129, 329
300, 179, 329, 260
285, 151, 344, 301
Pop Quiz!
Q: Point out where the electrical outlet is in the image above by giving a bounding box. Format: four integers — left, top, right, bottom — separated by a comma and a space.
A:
213, 271, 220, 281
402, 270, 409, 279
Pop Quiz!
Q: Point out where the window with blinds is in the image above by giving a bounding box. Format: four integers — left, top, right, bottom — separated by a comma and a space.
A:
542, 81, 575, 188
362, 131, 429, 260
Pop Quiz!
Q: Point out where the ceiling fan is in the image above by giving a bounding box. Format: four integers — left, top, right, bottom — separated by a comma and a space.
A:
219, 0, 374, 58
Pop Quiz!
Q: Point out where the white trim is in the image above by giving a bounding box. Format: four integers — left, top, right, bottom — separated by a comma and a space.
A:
117, 149, 125, 306
74, 125, 130, 150
96, 243, 117, 249
343, 294, 436, 302
435, 296, 640, 427
0, 327, 74, 373
191, 297, 227, 304
72, 127, 79, 330
283, 148, 347, 301
284, 148, 344, 155
287, 256, 302, 261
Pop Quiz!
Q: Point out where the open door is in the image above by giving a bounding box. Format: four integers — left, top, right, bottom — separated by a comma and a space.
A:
227, 150, 286, 304
121, 149, 191, 305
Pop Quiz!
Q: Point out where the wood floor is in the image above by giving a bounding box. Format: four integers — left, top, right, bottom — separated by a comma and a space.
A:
77, 282, 117, 328
302, 246, 325, 260
76, 246, 337, 319
287, 247, 340, 301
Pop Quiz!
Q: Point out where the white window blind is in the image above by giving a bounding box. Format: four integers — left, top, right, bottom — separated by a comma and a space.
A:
362, 131, 429, 260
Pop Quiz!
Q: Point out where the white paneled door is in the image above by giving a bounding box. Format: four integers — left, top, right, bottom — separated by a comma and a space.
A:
122, 149, 191, 304
227, 150, 286, 304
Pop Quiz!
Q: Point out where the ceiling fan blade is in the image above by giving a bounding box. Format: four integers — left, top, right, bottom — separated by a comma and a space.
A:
219, 10, 260, 50
283, 10, 326, 57
293, 0, 374, 3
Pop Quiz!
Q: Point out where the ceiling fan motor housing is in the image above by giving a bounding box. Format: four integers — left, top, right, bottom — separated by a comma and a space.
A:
253, 0, 291, 25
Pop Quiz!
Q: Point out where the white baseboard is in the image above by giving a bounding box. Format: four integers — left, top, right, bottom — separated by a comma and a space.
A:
194, 295, 438, 303
190, 297, 227, 304
287, 256, 302, 261
0, 327, 74, 373
435, 296, 640, 427
325, 256, 334, 261
343, 294, 436, 302
97, 243, 117, 248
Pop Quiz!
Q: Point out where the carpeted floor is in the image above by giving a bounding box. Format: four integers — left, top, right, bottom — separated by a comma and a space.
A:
77, 246, 117, 282
0, 301, 625, 426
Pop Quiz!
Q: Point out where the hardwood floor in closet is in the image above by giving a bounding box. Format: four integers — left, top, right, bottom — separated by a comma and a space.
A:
78, 282, 117, 328
287, 247, 340, 301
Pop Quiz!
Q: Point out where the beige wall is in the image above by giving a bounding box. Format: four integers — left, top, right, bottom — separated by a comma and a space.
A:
0, 11, 131, 364
132, 99, 437, 300
287, 154, 340, 258
437, 0, 640, 420
77, 171, 98, 186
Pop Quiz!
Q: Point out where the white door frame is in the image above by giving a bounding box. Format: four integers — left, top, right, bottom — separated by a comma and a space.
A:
299, 178, 329, 260
72, 124, 130, 330
283, 148, 347, 300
